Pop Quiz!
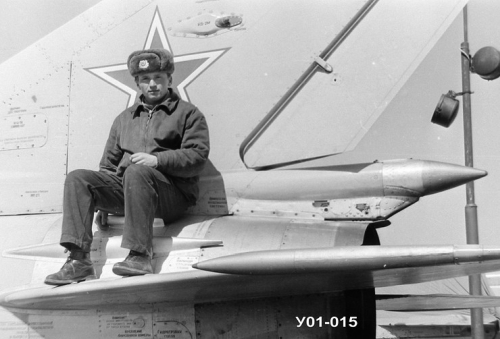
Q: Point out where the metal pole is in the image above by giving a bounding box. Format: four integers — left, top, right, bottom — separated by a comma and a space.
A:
461, 6, 485, 339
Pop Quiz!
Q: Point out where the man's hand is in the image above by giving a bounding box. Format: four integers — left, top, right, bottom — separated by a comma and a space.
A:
130, 152, 158, 167
95, 210, 109, 231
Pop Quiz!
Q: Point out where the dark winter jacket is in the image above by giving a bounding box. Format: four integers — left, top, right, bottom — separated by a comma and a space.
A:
99, 90, 210, 204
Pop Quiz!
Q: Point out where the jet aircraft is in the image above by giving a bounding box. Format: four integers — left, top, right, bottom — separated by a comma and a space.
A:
1, 0, 500, 338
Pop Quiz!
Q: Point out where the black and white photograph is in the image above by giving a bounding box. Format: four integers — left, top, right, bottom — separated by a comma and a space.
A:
1, 0, 500, 338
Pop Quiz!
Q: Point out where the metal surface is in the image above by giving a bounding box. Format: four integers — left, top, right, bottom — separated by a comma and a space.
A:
239, 0, 377, 169
3, 251, 500, 311
3, 236, 223, 261
377, 294, 500, 311
0, 66, 71, 215
0, 302, 197, 339
240, 0, 468, 169
431, 92, 460, 127
378, 323, 497, 339
174, 159, 490, 224
195, 293, 361, 338
472, 46, 500, 80
194, 159, 486, 220
192, 245, 500, 275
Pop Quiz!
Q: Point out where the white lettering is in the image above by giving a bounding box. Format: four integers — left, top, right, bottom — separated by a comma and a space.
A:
295, 316, 305, 327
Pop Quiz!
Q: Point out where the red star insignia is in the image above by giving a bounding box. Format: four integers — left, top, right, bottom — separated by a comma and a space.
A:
86, 7, 228, 107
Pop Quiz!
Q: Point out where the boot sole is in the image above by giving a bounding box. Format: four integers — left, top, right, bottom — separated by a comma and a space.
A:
44, 275, 97, 286
112, 265, 152, 277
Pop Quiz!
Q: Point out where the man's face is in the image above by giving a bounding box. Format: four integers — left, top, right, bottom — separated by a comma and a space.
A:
136, 71, 171, 104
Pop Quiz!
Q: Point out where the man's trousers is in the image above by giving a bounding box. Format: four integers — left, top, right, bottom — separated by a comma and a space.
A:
60, 164, 190, 257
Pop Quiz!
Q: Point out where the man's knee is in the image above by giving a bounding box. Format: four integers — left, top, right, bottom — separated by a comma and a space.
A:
123, 165, 158, 188
123, 164, 151, 178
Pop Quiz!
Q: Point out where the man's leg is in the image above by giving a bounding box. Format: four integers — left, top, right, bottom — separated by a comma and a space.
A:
60, 169, 124, 251
45, 169, 124, 285
113, 164, 189, 276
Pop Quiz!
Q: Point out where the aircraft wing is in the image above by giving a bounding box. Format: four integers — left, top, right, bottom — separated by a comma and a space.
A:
3, 245, 500, 310
374, 276, 500, 338
376, 274, 500, 309
377, 294, 500, 311
377, 309, 500, 338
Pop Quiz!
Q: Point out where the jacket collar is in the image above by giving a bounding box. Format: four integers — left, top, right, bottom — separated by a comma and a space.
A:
130, 89, 179, 117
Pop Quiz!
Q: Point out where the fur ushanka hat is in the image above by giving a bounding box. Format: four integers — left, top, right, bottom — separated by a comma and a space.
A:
127, 49, 174, 77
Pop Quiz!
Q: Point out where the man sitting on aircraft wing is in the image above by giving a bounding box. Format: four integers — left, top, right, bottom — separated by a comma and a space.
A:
44, 49, 210, 285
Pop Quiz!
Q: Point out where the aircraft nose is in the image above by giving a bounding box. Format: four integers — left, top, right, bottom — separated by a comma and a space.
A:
382, 159, 487, 197
420, 161, 487, 196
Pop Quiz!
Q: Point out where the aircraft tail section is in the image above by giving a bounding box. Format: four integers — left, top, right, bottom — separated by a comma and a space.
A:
241, 0, 468, 169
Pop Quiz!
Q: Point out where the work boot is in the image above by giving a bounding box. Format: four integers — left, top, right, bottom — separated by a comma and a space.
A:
44, 251, 96, 286
112, 250, 153, 276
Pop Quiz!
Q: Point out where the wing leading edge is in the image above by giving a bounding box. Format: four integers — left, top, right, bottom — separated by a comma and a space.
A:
3, 244, 500, 310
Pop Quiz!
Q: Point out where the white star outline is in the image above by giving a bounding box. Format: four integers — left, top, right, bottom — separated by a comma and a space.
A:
87, 8, 226, 107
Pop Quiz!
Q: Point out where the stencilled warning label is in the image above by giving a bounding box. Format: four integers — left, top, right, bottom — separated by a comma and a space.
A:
154, 321, 192, 339
166, 255, 199, 272
0, 114, 48, 151
99, 315, 152, 338
0, 321, 53, 339
0, 321, 29, 339
23, 190, 49, 198
187, 189, 229, 215
207, 196, 227, 210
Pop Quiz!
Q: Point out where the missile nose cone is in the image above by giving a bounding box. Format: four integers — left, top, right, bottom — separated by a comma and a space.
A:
421, 162, 487, 196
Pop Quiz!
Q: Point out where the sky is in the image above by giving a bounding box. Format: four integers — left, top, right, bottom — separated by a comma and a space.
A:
0, 0, 499, 248
408, 0, 500, 247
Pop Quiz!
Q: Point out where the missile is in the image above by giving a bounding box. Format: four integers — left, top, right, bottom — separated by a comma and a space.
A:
192, 245, 500, 275
3, 237, 223, 261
